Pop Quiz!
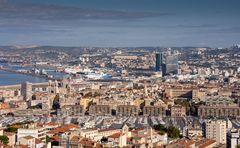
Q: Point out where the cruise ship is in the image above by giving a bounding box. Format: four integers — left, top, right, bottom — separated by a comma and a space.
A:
85, 73, 112, 80
64, 66, 91, 74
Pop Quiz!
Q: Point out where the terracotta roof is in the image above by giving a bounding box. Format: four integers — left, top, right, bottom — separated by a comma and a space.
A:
71, 136, 81, 142
36, 122, 44, 127
47, 130, 57, 134
50, 136, 61, 141
177, 139, 195, 147
62, 124, 78, 129
197, 139, 216, 148
22, 135, 35, 140
156, 146, 165, 148
108, 132, 123, 139
46, 122, 59, 126
80, 138, 96, 147
47, 124, 78, 134
15, 144, 28, 148
168, 138, 195, 148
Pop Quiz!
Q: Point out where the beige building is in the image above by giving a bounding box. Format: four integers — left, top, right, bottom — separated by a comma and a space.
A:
58, 105, 84, 116
198, 105, 240, 118
165, 88, 193, 99
165, 88, 205, 100
117, 105, 138, 116
17, 125, 47, 142
204, 120, 227, 144
89, 105, 111, 116
5, 132, 16, 146
108, 133, 127, 147
18, 135, 36, 148
143, 106, 166, 117
171, 105, 186, 117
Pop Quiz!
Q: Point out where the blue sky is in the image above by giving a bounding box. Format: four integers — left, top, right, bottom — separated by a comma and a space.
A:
0, 0, 240, 47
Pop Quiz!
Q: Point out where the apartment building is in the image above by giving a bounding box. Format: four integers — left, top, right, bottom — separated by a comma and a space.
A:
203, 120, 227, 144
116, 105, 138, 116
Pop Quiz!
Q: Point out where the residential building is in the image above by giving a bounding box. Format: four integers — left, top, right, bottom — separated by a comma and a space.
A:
89, 105, 111, 116
18, 136, 36, 148
17, 125, 47, 142
171, 105, 186, 117
116, 105, 138, 116
57, 105, 84, 116
198, 105, 240, 118
143, 106, 166, 117
227, 129, 239, 148
203, 120, 227, 144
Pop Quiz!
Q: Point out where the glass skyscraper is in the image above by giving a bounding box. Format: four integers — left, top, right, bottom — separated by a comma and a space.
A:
164, 54, 178, 75
155, 53, 162, 72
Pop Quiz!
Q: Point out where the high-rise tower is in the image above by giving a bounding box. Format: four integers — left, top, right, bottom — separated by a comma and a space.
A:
155, 53, 162, 72
162, 53, 178, 76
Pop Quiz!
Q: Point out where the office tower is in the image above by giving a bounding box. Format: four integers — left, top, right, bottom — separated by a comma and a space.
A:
203, 120, 227, 144
155, 53, 162, 72
227, 129, 239, 148
163, 53, 178, 76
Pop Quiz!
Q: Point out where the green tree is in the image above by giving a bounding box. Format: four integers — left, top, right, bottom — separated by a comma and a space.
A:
5, 127, 18, 133
0, 135, 9, 145
46, 135, 51, 143
153, 124, 167, 135
167, 126, 180, 139
153, 124, 167, 132
154, 124, 181, 138
101, 137, 108, 143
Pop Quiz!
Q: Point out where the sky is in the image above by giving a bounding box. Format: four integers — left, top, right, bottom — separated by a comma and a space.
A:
0, 0, 240, 47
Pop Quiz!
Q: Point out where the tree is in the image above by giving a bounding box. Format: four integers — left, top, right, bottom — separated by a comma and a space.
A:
167, 126, 180, 139
5, 127, 18, 133
46, 135, 51, 143
153, 124, 167, 135
101, 137, 108, 143
154, 124, 180, 138
153, 124, 167, 132
0, 135, 9, 145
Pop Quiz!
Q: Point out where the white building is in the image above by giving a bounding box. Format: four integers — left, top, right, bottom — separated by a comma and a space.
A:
204, 120, 227, 144
227, 129, 239, 148
17, 125, 47, 142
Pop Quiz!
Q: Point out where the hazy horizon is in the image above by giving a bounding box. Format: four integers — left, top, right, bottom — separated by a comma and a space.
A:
1, 0, 240, 47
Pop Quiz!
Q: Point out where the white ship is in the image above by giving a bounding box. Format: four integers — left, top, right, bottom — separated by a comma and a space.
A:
64, 66, 91, 74
85, 73, 112, 80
